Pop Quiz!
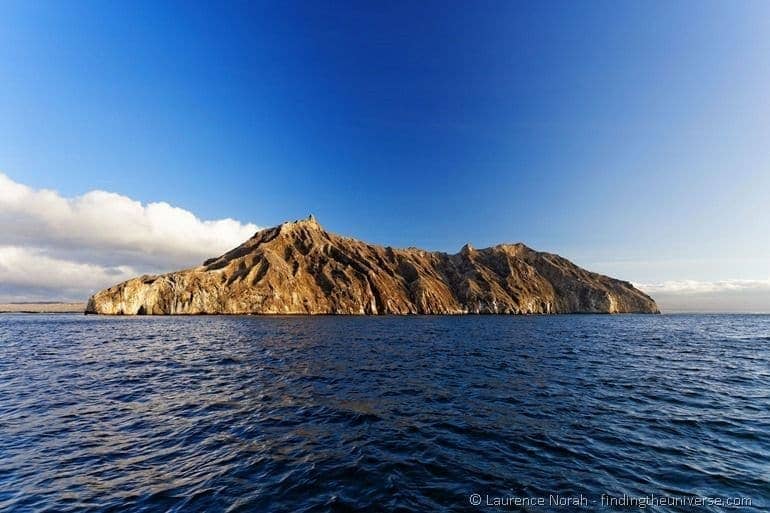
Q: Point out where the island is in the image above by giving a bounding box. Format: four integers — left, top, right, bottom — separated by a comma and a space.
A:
86, 215, 658, 315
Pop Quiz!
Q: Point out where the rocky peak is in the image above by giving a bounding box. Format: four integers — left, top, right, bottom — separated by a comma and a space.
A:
460, 242, 475, 254
279, 214, 322, 232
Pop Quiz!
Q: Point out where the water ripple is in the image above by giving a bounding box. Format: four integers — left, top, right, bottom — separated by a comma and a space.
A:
0, 314, 769, 512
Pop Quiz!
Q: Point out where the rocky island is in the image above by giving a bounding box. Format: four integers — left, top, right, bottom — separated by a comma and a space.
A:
86, 216, 658, 315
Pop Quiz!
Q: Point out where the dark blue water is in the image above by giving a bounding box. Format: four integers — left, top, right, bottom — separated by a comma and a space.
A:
0, 314, 768, 512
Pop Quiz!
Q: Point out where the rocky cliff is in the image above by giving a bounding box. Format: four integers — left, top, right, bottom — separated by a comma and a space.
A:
86, 215, 659, 315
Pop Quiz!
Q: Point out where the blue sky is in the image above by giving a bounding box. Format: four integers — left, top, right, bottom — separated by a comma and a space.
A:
1, 1, 769, 309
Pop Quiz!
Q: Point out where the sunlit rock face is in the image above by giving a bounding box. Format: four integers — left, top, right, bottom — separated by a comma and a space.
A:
86, 215, 659, 315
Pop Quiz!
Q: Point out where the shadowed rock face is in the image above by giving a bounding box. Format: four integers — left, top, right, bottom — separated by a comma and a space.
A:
86, 216, 659, 315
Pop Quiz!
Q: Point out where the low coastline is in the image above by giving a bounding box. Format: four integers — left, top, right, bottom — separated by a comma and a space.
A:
0, 303, 86, 314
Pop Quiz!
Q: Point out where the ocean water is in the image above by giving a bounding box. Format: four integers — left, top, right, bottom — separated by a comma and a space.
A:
0, 314, 768, 513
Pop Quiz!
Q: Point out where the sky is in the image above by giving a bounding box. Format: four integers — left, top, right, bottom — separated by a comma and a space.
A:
1, 1, 769, 311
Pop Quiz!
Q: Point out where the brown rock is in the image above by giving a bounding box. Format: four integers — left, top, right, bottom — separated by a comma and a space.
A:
85, 215, 659, 315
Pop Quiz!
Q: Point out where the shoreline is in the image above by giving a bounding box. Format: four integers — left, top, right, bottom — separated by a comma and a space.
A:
0, 303, 86, 314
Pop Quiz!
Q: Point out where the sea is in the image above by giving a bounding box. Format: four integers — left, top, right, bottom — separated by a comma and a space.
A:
0, 314, 768, 512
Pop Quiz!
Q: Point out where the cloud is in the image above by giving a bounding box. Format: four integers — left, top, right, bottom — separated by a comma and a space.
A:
636, 280, 770, 313
0, 173, 259, 301
0, 246, 139, 300
636, 279, 770, 295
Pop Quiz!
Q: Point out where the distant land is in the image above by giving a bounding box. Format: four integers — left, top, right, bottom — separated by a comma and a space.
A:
0, 302, 86, 313
650, 293, 770, 314
87, 216, 658, 315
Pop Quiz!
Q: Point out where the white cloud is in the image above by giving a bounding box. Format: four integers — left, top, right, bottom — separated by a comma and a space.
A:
0, 246, 137, 293
636, 280, 770, 313
636, 279, 770, 295
0, 173, 259, 301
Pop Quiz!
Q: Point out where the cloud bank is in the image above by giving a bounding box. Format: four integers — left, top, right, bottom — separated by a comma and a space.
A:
636, 280, 770, 313
636, 279, 770, 295
0, 173, 259, 301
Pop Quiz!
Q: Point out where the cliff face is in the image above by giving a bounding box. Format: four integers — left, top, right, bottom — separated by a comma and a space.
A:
86, 216, 659, 315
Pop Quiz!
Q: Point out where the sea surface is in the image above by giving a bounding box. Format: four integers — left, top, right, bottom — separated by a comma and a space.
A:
0, 314, 768, 513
